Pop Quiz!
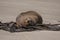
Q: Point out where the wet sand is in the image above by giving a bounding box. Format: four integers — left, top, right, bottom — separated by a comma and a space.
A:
0, 0, 60, 40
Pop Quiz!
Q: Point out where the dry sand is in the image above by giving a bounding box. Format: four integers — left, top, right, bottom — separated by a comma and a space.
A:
0, 0, 60, 40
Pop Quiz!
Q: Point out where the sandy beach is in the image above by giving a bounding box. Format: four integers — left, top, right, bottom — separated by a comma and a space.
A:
0, 0, 60, 40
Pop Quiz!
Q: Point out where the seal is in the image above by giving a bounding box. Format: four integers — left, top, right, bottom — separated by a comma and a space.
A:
16, 11, 43, 27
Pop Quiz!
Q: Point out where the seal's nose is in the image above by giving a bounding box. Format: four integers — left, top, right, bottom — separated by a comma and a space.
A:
28, 20, 32, 24
27, 20, 35, 26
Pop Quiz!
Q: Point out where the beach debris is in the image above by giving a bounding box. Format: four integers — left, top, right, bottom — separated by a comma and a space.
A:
0, 21, 60, 32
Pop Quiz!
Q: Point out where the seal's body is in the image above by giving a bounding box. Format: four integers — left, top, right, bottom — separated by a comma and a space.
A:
16, 11, 43, 27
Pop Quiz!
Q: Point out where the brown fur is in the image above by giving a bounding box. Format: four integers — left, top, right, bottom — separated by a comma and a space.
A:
16, 11, 43, 27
